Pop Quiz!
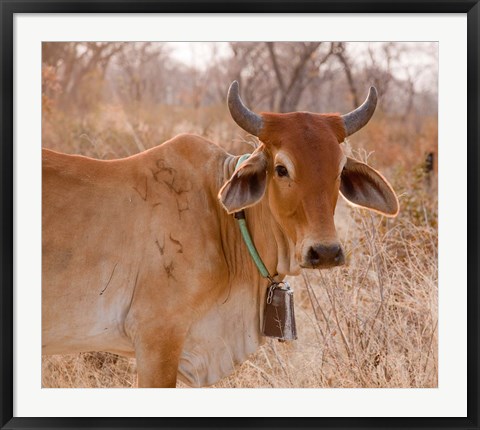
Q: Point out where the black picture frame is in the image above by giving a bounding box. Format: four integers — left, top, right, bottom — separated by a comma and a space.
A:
1, 1, 479, 429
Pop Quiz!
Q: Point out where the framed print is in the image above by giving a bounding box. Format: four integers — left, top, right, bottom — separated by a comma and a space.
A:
1, 1, 479, 429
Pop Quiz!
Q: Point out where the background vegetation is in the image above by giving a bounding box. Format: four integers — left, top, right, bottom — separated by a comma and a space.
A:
42, 42, 438, 388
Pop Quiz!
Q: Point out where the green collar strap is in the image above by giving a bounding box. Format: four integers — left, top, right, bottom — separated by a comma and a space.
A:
233, 154, 274, 281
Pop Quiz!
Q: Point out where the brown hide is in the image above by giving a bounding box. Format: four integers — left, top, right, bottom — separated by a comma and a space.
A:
43, 135, 239, 387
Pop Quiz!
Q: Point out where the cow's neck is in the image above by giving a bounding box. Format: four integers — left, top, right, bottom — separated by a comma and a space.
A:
248, 199, 299, 279
221, 153, 296, 281
177, 152, 295, 387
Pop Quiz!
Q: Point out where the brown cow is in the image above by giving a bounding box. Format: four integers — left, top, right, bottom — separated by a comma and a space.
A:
42, 81, 398, 387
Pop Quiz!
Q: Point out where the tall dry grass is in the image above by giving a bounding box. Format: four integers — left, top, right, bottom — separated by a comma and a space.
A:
42, 86, 437, 388
211, 172, 437, 388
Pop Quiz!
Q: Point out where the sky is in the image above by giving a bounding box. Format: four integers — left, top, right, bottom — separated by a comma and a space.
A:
169, 42, 230, 69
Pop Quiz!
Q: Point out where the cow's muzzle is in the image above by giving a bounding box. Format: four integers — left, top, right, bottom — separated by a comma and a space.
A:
301, 243, 345, 269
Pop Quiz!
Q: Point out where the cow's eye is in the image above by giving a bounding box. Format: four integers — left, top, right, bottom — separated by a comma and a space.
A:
275, 165, 289, 178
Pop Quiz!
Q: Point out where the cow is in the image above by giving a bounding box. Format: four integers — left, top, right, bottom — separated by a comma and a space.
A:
42, 81, 399, 388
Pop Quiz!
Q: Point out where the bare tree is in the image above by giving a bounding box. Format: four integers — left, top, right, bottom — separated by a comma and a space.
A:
225, 42, 334, 113
332, 42, 360, 109
266, 42, 334, 112
111, 42, 174, 106
43, 42, 126, 110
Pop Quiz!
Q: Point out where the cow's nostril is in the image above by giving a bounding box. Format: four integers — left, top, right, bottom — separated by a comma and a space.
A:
334, 246, 345, 265
306, 247, 320, 265
305, 243, 344, 268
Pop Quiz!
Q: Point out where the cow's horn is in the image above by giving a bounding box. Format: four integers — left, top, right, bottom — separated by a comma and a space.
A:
227, 81, 263, 136
341, 86, 378, 136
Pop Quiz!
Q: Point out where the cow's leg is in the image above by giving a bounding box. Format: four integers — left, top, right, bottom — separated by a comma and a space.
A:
134, 327, 186, 388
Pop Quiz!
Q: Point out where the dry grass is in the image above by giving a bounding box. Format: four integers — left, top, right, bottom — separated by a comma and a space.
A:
42, 352, 137, 388
213, 181, 438, 388
42, 94, 437, 388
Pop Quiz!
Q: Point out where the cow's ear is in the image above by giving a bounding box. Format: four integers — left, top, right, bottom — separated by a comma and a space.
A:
218, 151, 268, 214
340, 157, 399, 217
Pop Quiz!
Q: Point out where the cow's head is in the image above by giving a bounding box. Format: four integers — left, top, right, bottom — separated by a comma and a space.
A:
219, 81, 398, 274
